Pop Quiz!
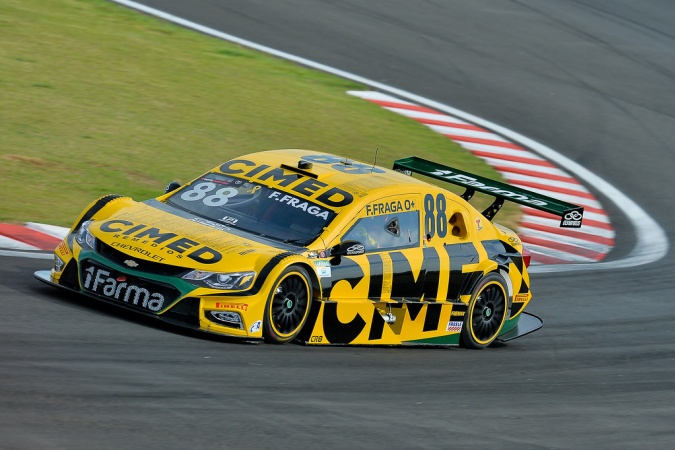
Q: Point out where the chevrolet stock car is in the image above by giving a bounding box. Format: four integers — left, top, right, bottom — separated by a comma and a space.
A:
35, 149, 584, 348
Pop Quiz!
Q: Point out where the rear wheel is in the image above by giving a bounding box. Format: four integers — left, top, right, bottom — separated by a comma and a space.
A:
263, 265, 312, 344
461, 273, 508, 349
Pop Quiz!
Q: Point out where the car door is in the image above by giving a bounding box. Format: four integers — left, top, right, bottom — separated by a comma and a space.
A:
322, 194, 425, 301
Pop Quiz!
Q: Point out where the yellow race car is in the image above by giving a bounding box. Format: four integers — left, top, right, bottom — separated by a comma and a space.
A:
35, 150, 583, 348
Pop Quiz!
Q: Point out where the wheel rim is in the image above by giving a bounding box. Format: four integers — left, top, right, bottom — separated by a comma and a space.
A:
270, 274, 309, 337
470, 283, 506, 344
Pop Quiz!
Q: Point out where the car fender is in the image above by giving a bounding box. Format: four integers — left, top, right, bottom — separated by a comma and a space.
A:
69, 195, 135, 234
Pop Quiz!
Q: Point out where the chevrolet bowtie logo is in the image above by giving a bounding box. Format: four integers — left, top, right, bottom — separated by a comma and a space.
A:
124, 259, 139, 268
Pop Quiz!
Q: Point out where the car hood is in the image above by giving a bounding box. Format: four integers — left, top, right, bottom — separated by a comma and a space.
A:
87, 200, 298, 271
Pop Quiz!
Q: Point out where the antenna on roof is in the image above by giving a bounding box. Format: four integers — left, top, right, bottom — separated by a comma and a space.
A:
371, 148, 379, 173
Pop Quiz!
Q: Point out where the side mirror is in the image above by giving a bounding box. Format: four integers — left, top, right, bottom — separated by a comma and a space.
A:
165, 181, 181, 194
330, 240, 365, 266
331, 240, 365, 257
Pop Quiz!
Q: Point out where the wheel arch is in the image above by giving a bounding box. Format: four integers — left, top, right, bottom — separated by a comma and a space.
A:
461, 270, 510, 349
463, 258, 514, 303
263, 256, 323, 302
70, 194, 133, 233
293, 261, 322, 301
262, 261, 316, 344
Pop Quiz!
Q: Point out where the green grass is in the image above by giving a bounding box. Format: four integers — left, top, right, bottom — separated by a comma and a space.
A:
0, 0, 519, 228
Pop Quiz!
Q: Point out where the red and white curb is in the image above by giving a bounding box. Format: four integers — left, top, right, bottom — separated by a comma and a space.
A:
348, 90, 615, 265
0, 222, 67, 257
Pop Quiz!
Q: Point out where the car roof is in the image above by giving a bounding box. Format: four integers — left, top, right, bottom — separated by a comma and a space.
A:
226, 149, 433, 196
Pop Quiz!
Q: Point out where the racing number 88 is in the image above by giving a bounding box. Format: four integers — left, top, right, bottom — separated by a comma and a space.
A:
180, 182, 238, 206
424, 193, 448, 238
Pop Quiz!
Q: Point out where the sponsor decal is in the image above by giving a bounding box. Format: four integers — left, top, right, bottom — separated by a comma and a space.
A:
249, 320, 262, 334
430, 169, 549, 207
508, 236, 521, 246
113, 243, 165, 261
268, 191, 330, 219
514, 294, 529, 303
191, 217, 231, 232
446, 321, 463, 333
221, 216, 238, 225
561, 210, 583, 228
215, 302, 249, 311
365, 199, 415, 216
309, 336, 323, 343
313, 260, 332, 278
346, 244, 365, 255
100, 220, 222, 264
111, 242, 166, 262
83, 266, 164, 312
317, 245, 479, 344
476, 217, 483, 231
57, 241, 70, 257
219, 159, 353, 207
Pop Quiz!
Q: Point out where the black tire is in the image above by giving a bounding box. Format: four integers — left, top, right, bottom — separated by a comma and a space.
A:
461, 273, 508, 349
263, 265, 312, 344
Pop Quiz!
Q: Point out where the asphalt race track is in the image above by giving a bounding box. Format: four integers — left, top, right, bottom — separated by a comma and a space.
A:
2, 1, 674, 448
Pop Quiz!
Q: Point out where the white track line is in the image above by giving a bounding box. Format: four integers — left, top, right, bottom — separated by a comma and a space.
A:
0, 236, 41, 251
26, 222, 69, 239
0, 249, 53, 260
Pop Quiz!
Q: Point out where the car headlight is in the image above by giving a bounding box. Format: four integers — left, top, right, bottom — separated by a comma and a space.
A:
53, 253, 65, 272
75, 220, 96, 249
182, 270, 255, 290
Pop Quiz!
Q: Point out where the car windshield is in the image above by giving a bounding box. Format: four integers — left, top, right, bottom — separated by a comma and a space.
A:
166, 172, 336, 244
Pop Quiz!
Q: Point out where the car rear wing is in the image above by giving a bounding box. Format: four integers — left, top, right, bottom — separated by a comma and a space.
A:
392, 156, 583, 228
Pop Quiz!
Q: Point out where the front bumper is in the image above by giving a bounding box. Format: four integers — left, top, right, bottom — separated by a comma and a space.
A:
34, 268, 264, 342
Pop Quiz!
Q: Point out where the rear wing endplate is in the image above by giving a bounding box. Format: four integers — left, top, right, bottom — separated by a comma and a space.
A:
393, 156, 583, 228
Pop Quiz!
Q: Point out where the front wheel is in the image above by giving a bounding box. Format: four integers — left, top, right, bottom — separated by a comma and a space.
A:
263, 265, 312, 344
461, 273, 508, 349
